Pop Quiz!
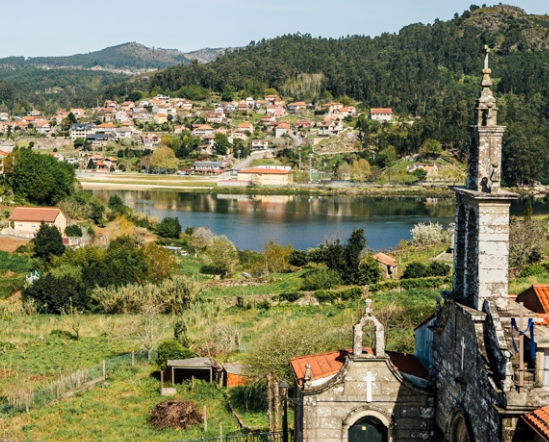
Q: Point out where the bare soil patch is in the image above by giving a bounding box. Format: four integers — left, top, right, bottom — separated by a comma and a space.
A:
148, 400, 202, 430
0, 237, 29, 253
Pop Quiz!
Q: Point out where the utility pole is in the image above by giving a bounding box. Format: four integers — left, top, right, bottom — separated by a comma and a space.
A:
298, 147, 302, 171
309, 153, 313, 181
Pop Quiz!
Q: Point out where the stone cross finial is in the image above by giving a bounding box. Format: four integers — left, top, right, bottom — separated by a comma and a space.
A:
483, 45, 490, 70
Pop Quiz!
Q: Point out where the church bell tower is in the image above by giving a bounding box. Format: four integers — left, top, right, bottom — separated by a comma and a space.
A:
451, 46, 517, 311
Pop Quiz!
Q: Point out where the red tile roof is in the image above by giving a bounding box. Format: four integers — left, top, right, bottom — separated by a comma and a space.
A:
372, 252, 397, 267
239, 168, 290, 175
8, 207, 63, 223
0, 150, 8, 157
370, 108, 393, 114
522, 405, 549, 441
290, 348, 428, 387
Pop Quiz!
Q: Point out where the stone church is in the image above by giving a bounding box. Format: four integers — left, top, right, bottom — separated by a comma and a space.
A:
291, 47, 549, 441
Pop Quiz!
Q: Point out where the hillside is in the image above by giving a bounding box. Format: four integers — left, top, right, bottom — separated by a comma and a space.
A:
148, 4, 549, 185
0, 42, 226, 70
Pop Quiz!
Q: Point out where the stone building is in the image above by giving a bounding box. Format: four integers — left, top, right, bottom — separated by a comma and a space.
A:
291, 301, 434, 441
291, 47, 549, 441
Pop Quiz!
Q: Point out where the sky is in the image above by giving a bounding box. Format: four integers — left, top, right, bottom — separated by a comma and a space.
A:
0, 0, 547, 58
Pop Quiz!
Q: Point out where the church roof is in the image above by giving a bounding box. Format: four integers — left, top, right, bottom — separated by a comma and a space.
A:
290, 348, 428, 387
522, 405, 549, 441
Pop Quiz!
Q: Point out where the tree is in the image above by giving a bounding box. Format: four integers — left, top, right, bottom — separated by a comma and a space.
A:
156, 216, 182, 238
424, 261, 450, 277
10, 149, 75, 205
357, 258, 382, 285
74, 138, 85, 149
524, 198, 533, 221
155, 339, 194, 370
288, 250, 308, 267
221, 84, 235, 102
132, 303, 166, 360
214, 133, 231, 156
201, 235, 239, 276
350, 159, 371, 183
261, 239, 293, 274
34, 222, 65, 260
142, 243, 177, 282
509, 219, 547, 266
150, 146, 178, 171
65, 224, 83, 237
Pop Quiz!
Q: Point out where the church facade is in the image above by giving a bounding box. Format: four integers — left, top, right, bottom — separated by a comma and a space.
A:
291, 47, 549, 441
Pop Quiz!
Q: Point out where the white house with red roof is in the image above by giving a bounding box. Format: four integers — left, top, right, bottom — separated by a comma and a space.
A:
369, 108, 393, 122
6, 207, 67, 237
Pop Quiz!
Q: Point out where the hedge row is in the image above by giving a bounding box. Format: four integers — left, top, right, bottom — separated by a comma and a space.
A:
370, 276, 451, 292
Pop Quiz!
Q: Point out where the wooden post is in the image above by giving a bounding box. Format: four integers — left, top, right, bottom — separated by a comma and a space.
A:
56, 382, 60, 398
131, 351, 134, 367
203, 406, 208, 432
191, 375, 194, 391
219, 422, 223, 441
160, 371, 164, 394
171, 367, 175, 387
519, 302, 525, 394
102, 360, 106, 378
25, 394, 29, 414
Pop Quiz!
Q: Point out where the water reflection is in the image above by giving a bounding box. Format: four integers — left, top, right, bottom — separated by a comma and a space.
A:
91, 190, 546, 251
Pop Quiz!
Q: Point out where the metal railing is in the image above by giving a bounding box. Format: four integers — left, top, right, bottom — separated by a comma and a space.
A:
0, 349, 154, 416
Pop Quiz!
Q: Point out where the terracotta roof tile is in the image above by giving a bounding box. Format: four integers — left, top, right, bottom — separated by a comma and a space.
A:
523, 405, 549, 441
371, 108, 393, 114
8, 207, 63, 223
533, 285, 549, 314
290, 348, 427, 387
372, 252, 397, 267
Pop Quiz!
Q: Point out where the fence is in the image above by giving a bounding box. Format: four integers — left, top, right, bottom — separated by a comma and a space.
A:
176, 432, 291, 442
0, 349, 155, 416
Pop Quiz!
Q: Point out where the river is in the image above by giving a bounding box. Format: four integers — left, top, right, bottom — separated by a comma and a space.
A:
91, 190, 545, 251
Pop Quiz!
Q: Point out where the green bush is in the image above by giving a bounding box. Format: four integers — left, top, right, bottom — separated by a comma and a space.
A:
338, 286, 363, 301
357, 258, 382, 285
314, 290, 335, 303
65, 224, 83, 237
288, 250, 308, 267
156, 339, 194, 371
156, 217, 182, 238
400, 276, 450, 290
279, 292, 303, 302
301, 267, 342, 291
402, 262, 426, 279
424, 261, 450, 277
520, 264, 546, 278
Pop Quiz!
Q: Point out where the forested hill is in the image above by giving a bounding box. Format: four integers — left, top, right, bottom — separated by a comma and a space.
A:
0, 43, 194, 70
149, 4, 549, 185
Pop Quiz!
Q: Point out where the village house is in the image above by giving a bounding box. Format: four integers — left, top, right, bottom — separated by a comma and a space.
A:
70, 108, 86, 119
98, 107, 115, 122
406, 163, 438, 176
371, 252, 398, 279
95, 123, 117, 134
334, 106, 357, 118
237, 167, 292, 185
207, 112, 224, 124
86, 134, 110, 148
114, 127, 134, 140
192, 161, 226, 174
34, 121, 52, 135
192, 124, 215, 138
70, 123, 96, 140
0, 112, 9, 121
115, 111, 131, 124
266, 105, 286, 117
321, 102, 344, 114
236, 122, 254, 133
120, 101, 135, 112
369, 108, 393, 122
154, 113, 168, 125
141, 133, 161, 148
54, 110, 70, 125
6, 207, 67, 237
251, 140, 269, 150
238, 102, 249, 113
318, 118, 343, 137
296, 120, 314, 129
288, 102, 307, 114
274, 122, 291, 138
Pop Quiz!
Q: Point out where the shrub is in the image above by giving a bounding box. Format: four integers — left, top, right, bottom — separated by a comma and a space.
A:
279, 292, 303, 303
402, 262, 426, 279
313, 290, 335, 303
338, 286, 363, 301
34, 222, 65, 260
184, 226, 195, 235
301, 267, 342, 291
356, 258, 382, 285
155, 339, 194, 371
424, 261, 450, 277
65, 224, 83, 237
400, 276, 450, 290
520, 265, 545, 278
288, 250, 308, 267
157, 217, 182, 239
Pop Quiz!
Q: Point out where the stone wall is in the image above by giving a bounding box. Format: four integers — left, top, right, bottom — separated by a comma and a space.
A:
432, 301, 505, 441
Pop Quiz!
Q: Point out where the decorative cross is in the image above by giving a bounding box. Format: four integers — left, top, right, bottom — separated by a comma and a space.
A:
460, 337, 466, 372
363, 372, 375, 403
483, 45, 490, 70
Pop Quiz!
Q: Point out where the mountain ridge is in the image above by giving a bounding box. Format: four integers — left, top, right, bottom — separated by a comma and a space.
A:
0, 42, 227, 70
